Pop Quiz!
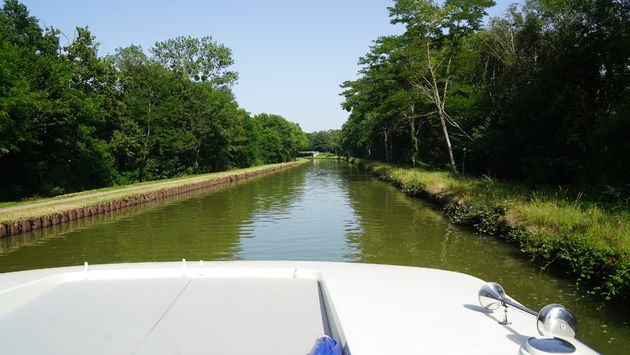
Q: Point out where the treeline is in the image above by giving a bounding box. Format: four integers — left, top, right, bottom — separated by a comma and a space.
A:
0, 0, 306, 201
305, 129, 341, 154
340, 0, 629, 198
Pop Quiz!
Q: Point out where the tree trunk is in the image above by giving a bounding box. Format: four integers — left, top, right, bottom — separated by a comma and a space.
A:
438, 108, 458, 173
194, 147, 200, 168
410, 118, 419, 168
140, 101, 154, 181
383, 129, 391, 163
389, 135, 394, 164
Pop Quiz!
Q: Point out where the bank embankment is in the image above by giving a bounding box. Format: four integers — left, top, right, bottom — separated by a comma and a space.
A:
0, 160, 307, 238
347, 157, 629, 301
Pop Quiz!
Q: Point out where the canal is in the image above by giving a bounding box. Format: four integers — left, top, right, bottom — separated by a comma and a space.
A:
0, 160, 627, 353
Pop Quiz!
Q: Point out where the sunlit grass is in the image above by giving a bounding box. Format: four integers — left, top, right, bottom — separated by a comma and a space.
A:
348, 157, 630, 299
312, 153, 340, 159
0, 160, 307, 224
350, 158, 629, 255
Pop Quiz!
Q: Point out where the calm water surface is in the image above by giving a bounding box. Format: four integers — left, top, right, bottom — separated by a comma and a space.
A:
0, 160, 628, 353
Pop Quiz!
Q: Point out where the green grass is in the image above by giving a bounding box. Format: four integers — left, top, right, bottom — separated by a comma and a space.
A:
310, 153, 341, 159
348, 157, 630, 301
0, 165, 294, 210
0, 160, 308, 224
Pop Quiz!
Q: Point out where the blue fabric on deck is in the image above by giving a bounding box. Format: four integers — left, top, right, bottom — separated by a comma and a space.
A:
311, 336, 342, 355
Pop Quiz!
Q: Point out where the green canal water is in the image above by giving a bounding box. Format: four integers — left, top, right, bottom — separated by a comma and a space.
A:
0, 160, 628, 353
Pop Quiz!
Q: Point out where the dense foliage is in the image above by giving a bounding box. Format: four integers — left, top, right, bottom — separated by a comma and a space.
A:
305, 129, 341, 154
0, 0, 306, 200
340, 0, 630, 197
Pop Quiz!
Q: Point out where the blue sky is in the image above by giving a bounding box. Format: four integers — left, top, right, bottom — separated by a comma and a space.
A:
22, 0, 516, 132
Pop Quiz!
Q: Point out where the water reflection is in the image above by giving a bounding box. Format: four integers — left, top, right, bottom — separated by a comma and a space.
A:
238, 160, 360, 260
0, 170, 308, 272
0, 188, 230, 256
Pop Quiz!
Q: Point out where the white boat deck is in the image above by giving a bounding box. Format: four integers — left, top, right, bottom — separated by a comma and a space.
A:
0, 261, 598, 354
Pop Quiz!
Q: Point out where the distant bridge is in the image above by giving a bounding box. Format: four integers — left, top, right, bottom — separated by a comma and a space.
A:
297, 151, 320, 157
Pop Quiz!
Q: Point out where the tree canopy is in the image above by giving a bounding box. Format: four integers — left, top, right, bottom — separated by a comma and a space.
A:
151, 36, 238, 89
306, 129, 341, 154
340, 0, 630, 196
0, 0, 306, 200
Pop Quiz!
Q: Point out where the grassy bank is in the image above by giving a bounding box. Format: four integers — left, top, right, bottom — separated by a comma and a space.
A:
347, 157, 629, 301
310, 153, 341, 159
0, 160, 308, 227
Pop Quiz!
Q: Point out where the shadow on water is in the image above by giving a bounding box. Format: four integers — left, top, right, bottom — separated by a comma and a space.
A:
0, 160, 627, 353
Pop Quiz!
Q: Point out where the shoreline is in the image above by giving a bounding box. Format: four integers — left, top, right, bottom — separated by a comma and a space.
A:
0, 160, 307, 238
345, 157, 629, 301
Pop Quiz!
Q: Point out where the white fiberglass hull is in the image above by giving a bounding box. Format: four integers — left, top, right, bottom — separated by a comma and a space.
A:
0, 261, 598, 354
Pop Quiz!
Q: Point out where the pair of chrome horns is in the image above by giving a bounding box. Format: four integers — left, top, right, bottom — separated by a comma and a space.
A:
479, 282, 577, 338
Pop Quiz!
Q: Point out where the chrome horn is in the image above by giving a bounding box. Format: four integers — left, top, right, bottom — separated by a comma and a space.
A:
478, 282, 577, 338
479, 282, 507, 310
537, 304, 577, 338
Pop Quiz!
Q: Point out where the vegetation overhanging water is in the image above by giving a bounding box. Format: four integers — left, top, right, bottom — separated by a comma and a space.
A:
345, 157, 630, 303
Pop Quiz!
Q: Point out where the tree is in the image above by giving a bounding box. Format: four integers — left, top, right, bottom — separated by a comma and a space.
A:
254, 114, 307, 163
388, 0, 494, 172
151, 36, 238, 89
306, 129, 342, 154
339, 0, 630, 198
0, 0, 316, 200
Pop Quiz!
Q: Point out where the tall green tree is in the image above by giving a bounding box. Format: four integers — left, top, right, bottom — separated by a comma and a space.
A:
151, 36, 238, 89
306, 129, 342, 154
1, 1, 120, 197
253, 113, 307, 163
388, 0, 494, 172
0, 0, 312, 201
340, 0, 630, 197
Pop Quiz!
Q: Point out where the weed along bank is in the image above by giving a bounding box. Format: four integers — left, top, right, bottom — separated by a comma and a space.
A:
345, 157, 630, 303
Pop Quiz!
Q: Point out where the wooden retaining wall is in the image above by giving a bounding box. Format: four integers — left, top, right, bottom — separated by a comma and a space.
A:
0, 162, 300, 238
